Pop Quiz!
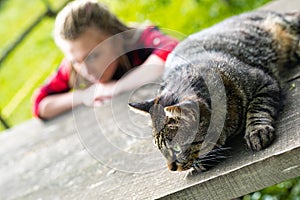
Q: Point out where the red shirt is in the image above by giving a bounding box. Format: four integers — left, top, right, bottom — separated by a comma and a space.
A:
32, 26, 178, 118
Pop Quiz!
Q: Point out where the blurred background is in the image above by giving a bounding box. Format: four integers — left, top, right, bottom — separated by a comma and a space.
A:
0, 0, 299, 199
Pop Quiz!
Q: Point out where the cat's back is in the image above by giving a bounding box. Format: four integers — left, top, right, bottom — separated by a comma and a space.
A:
166, 10, 299, 75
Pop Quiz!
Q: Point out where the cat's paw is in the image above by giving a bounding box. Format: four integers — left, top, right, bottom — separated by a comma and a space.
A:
245, 124, 275, 151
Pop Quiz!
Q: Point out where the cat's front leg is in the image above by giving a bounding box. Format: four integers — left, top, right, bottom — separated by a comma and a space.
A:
244, 78, 281, 151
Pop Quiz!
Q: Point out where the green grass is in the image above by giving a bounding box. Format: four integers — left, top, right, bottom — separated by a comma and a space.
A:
0, 0, 299, 198
104, 0, 272, 36
0, 0, 64, 127
2, 19, 64, 124
0, 0, 45, 55
243, 177, 300, 200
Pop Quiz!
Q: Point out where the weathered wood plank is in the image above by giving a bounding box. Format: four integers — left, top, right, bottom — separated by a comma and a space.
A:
1, 68, 298, 200
0, 0, 299, 199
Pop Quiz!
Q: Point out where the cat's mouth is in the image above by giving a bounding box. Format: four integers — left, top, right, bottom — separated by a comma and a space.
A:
166, 146, 230, 172
163, 147, 200, 171
166, 158, 216, 172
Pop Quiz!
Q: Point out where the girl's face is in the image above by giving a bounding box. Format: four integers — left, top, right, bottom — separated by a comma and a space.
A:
58, 26, 121, 83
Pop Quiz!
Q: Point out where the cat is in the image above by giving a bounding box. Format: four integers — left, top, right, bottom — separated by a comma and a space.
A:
129, 10, 300, 172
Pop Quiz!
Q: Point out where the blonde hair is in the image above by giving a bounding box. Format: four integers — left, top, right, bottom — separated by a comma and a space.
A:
54, 0, 132, 42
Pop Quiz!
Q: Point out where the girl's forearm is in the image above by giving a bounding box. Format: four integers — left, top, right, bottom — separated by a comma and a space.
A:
38, 90, 83, 119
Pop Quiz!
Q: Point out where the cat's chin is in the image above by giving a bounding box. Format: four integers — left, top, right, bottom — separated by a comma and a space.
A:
183, 168, 205, 179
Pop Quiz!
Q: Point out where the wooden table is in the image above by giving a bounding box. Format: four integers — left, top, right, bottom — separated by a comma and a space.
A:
0, 0, 299, 199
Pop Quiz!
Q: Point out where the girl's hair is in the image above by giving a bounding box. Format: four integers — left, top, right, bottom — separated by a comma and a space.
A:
55, 0, 142, 87
54, 0, 132, 43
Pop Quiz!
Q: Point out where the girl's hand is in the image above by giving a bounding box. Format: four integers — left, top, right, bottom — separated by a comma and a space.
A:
81, 81, 119, 107
94, 81, 119, 103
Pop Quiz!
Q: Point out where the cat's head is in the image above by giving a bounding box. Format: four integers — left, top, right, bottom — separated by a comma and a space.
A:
129, 97, 221, 172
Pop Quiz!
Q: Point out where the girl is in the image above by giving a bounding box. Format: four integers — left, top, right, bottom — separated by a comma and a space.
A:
32, 0, 178, 119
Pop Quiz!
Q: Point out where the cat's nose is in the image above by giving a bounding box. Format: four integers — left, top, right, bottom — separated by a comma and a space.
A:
168, 162, 178, 171
167, 161, 184, 171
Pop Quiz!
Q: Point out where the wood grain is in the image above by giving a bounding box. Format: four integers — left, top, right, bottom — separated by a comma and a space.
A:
0, 1, 299, 199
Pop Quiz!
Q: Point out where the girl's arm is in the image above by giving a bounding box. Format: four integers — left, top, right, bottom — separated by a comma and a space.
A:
32, 59, 76, 119
37, 90, 84, 119
38, 55, 163, 119
115, 54, 165, 93
35, 55, 163, 119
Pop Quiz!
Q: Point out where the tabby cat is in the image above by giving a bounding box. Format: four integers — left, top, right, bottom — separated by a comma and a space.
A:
129, 10, 300, 172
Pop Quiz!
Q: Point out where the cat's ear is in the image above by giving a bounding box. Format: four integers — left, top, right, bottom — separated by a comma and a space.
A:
164, 102, 186, 118
164, 99, 210, 121
128, 98, 156, 114
164, 100, 198, 120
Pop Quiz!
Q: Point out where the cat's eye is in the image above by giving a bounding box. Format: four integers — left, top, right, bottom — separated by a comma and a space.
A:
168, 124, 177, 129
172, 143, 182, 153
